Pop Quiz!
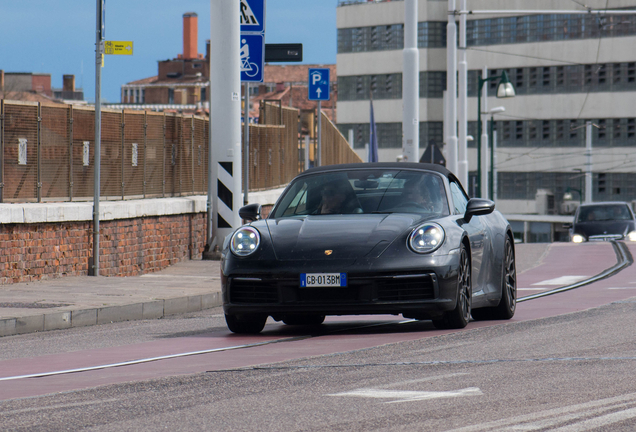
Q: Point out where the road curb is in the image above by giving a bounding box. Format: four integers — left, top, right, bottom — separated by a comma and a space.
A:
0, 292, 223, 338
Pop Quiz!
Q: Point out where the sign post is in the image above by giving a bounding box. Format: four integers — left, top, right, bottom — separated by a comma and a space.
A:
93, 0, 104, 276
239, 0, 265, 207
308, 68, 330, 167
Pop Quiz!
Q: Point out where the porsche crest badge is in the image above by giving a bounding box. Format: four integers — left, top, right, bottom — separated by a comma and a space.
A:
324, 250, 333, 256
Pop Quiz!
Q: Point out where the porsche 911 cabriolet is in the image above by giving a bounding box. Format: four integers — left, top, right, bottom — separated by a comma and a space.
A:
221, 163, 517, 333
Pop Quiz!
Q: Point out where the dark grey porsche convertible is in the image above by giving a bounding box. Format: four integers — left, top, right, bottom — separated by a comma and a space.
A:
221, 163, 516, 334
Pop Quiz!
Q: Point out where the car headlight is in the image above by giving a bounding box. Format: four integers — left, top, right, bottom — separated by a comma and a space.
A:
627, 231, 636, 242
409, 223, 445, 254
230, 227, 261, 256
572, 234, 585, 243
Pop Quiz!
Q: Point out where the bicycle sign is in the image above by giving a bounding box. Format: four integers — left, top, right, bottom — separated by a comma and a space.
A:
240, 34, 264, 82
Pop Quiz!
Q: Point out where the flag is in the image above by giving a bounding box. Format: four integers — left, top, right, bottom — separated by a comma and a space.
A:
368, 96, 379, 163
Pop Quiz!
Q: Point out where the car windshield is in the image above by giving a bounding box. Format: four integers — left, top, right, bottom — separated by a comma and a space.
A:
271, 169, 450, 218
577, 204, 633, 223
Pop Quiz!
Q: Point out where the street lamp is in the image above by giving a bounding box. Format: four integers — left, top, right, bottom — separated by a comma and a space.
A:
486, 106, 505, 200
476, 71, 515, 198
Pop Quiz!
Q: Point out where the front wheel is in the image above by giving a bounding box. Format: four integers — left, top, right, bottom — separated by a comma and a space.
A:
433, 244, 471, 329
225, 313, 267, 334
472, 236, 517, 321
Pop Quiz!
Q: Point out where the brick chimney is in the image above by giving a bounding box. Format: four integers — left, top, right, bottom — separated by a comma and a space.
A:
183, 12, 198, 60
63, 75, 75, 92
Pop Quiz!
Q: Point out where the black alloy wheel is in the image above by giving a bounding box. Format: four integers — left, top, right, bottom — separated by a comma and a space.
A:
433, 244, 471, 329
493, 236, 517, 318
472, 236, 517, 321
225, 313, 267, 334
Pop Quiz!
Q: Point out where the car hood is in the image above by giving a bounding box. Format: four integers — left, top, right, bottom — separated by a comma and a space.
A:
575, 220, 635, 237
265, 214, 424, 261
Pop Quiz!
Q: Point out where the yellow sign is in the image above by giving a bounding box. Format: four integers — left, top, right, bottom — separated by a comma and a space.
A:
104, 41, 133, 55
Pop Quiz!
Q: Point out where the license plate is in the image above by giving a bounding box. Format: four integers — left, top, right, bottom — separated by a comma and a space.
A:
300, 273, 347, 287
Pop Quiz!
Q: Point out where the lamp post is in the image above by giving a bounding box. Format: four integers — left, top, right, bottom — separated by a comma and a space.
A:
476, 70, 515, 198
572, 168, 584, 204
486, 106, 505, 200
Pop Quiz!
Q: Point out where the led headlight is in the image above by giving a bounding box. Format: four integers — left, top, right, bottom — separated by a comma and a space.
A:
627, 231, 636, 242
230, 227, 261, 256
409, 223, 445, 254
572, 234, 585, 243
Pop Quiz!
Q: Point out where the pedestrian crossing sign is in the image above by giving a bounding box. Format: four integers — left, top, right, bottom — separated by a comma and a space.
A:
240, 0, 265, 34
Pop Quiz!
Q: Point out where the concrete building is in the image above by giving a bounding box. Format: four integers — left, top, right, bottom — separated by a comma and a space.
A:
335, 0, 636, 215
116, 12, 210, 113
0, 70, 84, 104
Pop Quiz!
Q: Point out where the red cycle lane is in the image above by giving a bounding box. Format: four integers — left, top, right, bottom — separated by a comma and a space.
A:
1, 242, 634, 401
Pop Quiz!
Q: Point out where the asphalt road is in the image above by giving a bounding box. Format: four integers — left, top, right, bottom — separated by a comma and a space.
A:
1, 301, 635, 431
1, 242, 636, 431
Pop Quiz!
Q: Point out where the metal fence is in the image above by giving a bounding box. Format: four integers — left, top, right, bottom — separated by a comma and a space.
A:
0, 99, 362, 203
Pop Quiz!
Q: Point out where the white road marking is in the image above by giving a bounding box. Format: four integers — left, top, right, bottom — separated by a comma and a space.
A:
375, 373, 468, 389
445, 392, 636, 432
532, 276, 588, 286
607, 287, 636, 290
327, 387, 482, 403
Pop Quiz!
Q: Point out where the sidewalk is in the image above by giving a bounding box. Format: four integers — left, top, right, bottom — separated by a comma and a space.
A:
0, 260, 222, 337
1, 242, 610, 338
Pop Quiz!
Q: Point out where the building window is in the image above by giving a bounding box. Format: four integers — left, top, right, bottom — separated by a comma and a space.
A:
168, 88, 174, 104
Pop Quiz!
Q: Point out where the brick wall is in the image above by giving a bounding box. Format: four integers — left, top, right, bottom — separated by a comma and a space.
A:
0, 213, 207, 285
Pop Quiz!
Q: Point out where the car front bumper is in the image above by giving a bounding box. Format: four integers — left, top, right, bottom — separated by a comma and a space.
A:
221, 252, 460, 320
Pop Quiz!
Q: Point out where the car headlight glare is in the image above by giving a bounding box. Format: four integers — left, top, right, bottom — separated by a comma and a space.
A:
409, 223, 445, 253
627, 231, 636, 242
230, 227, 261, 256
572, 234, 585, 243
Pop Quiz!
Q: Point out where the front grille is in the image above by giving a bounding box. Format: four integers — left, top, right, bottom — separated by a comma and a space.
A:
375, 275, 435, 301
589, 234, 623, 241
228, 272, 437, 304
229, 277, 281, 304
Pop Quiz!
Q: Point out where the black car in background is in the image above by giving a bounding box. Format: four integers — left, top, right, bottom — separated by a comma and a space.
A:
221, 163, 517, 334
569, 202, 636, 243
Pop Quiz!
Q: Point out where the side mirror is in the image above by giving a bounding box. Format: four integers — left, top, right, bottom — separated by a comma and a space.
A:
464, 198, 495, 223
239, 203, 262, 222
563, 222, 573, 229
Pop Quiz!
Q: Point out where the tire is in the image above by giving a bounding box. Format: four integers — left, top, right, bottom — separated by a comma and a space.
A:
472, 236, 517, 321
225, 313, 267, 334
283, 315, 326, 326
433, 244, 471, 329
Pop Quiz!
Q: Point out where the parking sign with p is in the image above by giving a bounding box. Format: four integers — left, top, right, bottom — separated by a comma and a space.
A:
308, 68, 330, 101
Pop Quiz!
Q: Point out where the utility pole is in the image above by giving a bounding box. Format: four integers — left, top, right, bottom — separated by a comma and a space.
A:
445, 0, 457, 174
457, 0, 468, 188
207, 0, 243, 256
585, 121, 593, 203
92, 0, 104, 276
402, 0, 419, 162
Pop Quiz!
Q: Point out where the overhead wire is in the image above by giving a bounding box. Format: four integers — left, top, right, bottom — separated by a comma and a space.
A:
466, 2, 636, 180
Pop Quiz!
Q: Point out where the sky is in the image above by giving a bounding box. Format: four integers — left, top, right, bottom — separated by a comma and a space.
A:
0, 0, 340, 103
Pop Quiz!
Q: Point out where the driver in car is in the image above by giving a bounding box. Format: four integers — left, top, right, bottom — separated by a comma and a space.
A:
402, 180, 436, 211
315, 180, 363, 214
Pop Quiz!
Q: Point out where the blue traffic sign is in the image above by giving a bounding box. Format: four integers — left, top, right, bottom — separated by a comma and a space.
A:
308, 68, 330, 101
240, 34, 264, 82
240, 0, 265, 34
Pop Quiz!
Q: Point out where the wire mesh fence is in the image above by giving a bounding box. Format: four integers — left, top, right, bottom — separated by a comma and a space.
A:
0, 99, 361, 203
